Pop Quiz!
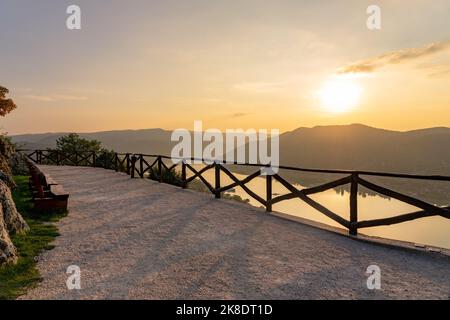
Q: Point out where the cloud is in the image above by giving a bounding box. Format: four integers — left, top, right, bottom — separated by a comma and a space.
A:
229, 112, 251, 118
428, 67, 450, 78
23, 94, 88, 102
23, 95, 55, 102
416, 62, 450, 78
338, 40, 450, 74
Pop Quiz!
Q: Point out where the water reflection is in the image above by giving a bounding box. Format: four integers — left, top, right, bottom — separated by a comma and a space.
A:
189, 166, 450, 250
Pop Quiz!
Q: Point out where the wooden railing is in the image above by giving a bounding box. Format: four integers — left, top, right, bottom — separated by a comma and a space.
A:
20, 149, 450, 237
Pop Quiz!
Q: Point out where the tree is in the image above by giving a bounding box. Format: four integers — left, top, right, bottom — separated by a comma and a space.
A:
0, 86, 17, 177
56, 133, 102, 154
0, 86, 17, 117
0, 86, 18, 176
54, 133, 119, 169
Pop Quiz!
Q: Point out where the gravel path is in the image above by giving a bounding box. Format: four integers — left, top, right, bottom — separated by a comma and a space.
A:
20, 166, 450, 300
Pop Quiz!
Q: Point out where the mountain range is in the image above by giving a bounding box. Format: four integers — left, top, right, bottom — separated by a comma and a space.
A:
11, 124, 450, 175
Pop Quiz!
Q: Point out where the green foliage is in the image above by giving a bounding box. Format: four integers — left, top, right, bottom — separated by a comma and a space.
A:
0, 86, 17, 117
147, 166, 250, 204
148, 166, 184, 186
95, 149, 118, 169
56, 133, 102, 154
0, 176, 66, 300
0, 134, 14, 156
0, 134, 15, 177
147, 166, 209, 192
52, 133, 119, 168
223, 193, 250, 203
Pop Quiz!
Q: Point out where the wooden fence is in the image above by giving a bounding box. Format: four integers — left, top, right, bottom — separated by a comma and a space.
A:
21, 149, 450, 236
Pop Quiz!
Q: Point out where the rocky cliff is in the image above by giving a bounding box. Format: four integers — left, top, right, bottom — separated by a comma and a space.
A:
0, 136, 29, 265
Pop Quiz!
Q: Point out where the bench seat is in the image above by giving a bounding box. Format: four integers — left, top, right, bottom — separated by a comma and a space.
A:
26, 159, 69, 213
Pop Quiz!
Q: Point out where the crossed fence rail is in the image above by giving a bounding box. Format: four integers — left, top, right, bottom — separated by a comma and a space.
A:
20, 149, 450, 236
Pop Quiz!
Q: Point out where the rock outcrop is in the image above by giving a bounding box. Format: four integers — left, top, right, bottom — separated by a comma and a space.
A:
0, 138, 29, 265
0, 204, 18, 264
0, 179, 27, 265
0, 180, 29, 234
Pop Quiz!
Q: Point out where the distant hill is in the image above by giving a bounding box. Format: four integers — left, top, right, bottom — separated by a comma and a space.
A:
11, 124, 450, 175
279, 124, 450, 175
12, 129, 174, 155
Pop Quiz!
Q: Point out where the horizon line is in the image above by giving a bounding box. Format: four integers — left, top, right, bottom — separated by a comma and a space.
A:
8, 123, 450, 137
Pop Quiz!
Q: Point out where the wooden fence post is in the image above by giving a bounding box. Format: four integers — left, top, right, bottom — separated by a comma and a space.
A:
115, 153, 119, 172
126, 154, 130, 175
215, 162, 221, 199
266, 174, 272, 212
56, 150, 60, 166
139, 154, 144, 178
158, 156, 162, 183
92, 152, 97, 168
181, 160, 187, 189
130, 155, 136, 178
74, 152, 78, 166
349, 173, 358, 236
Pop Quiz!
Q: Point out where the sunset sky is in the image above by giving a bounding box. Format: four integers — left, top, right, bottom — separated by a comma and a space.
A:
1, 0, 450, 134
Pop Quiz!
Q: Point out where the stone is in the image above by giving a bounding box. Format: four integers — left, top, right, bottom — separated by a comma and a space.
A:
0, 178, 28, 265
0, 180, 29, 234
0, 170, 16, 189
0, 205, 18, 265
10, 152, 29, 176
0, 136, 29, 265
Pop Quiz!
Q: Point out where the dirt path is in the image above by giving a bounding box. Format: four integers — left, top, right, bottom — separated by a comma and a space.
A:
20, 166, 450, 299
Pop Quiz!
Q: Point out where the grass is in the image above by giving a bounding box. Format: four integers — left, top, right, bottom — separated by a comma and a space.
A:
0, 175, 66, 300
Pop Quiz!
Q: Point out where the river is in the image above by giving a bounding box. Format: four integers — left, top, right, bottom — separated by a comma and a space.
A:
190, 167, 450, 250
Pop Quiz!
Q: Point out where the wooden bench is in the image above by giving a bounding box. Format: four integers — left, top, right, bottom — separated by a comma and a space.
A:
34, 185, 69, 212
26, 160, 69, 213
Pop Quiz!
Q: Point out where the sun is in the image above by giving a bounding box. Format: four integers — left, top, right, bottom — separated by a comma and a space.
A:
318, 78, 362, 113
